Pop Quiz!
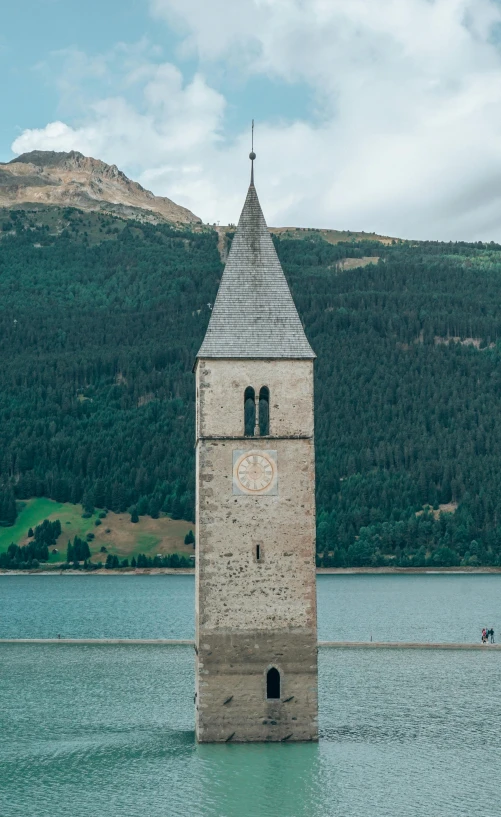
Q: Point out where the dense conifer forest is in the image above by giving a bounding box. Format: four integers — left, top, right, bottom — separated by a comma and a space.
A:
2, 205, 501, 566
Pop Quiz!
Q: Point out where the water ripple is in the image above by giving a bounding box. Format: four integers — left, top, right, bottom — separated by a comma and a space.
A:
1, 645, 500, 817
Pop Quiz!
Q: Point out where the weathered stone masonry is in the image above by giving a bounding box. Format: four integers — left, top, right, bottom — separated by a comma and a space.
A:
194, 163, 318, 743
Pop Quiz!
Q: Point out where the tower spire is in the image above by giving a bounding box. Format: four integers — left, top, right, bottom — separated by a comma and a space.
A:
196, 148, 315, 361
249, 119, 256, 186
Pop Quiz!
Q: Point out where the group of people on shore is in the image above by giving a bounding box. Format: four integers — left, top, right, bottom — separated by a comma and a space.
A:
481, 628, 495, 644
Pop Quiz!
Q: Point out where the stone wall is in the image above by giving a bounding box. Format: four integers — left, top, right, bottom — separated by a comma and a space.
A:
196, 632, 318, 742
195, 358, 318, 742
196, 438, 316, 631
196, 358, 314, 439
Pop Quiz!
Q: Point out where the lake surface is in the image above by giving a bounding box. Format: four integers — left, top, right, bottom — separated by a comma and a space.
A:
1, 575, 500, 817
1, 643, 500, 817
0, 573, 499, 641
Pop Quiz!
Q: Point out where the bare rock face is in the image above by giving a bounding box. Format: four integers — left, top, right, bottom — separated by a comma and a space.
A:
0, 150, 201, 224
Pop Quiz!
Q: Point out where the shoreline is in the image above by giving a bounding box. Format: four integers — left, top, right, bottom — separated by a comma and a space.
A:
1, 566, 501, 576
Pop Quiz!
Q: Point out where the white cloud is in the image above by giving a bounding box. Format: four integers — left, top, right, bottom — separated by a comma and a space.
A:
11, 1, 501, 239
12, 61, 227, 218
12, 121, 94, 154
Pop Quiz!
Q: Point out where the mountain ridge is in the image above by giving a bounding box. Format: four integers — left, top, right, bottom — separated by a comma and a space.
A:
0, 150, 201, 225
2, 150, 401, 240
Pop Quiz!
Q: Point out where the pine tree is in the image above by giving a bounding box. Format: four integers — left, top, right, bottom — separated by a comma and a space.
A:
93, 479, 106, 509
171, 497, 183, 520
148, 496, 161, 519
82, 491, 94, 515
0, 486, 17, 526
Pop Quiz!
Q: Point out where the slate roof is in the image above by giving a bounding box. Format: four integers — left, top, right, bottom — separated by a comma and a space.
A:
197, 181, 315, 359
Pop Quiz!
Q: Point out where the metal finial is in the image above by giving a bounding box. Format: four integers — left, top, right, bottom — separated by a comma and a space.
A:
249, 119, 256, 185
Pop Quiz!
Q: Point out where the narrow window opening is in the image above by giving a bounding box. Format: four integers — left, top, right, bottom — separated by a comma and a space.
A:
266, 667, 281, 700
259, 386, 270, 436
256, 544, 261, 561
244, 387, 256, 436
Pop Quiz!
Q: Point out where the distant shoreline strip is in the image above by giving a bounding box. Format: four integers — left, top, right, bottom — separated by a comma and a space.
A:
2, 567, 501, 575
0, 639, 500, 650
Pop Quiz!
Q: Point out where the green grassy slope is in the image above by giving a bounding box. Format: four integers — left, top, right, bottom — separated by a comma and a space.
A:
0, 498, 193, 562
0, 499, 65, 552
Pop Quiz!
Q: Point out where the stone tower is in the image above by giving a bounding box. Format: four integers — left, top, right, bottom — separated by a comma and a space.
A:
194, 154, 318, 743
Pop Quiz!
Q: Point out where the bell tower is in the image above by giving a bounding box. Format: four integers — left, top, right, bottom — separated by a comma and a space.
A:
194, 149, 318, 743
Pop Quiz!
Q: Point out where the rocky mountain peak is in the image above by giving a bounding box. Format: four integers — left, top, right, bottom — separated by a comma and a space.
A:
0, 150, 200, 224
11, 150, 85, 167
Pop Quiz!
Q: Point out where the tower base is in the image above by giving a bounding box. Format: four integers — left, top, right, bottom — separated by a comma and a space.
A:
195, 630, 318, 743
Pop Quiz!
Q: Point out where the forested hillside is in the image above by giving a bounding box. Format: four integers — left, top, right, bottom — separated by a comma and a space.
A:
2, 205, 501, 566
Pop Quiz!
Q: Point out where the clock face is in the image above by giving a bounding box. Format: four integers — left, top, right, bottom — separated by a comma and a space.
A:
237, 453, 274, 492
233, 450, 278, 495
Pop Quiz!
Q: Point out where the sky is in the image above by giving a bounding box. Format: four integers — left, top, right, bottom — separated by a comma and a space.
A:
3, 0, 501, 240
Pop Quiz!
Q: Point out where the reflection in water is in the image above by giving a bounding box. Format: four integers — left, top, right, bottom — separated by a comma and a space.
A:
1, 644, 500, 817
194, 742, 320, 817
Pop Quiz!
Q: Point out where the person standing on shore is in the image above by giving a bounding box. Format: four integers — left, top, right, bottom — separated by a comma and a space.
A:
490, 628, 495, 644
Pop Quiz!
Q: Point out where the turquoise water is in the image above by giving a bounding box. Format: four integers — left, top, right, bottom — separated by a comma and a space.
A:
1, 644, 500, 817
1, 575, 500, 816
0, 573, 499, 641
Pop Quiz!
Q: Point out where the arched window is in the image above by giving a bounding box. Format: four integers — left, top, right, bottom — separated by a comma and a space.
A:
244, 387, 256, 436
259, 386, 270, 436
266, 667, 281, 700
